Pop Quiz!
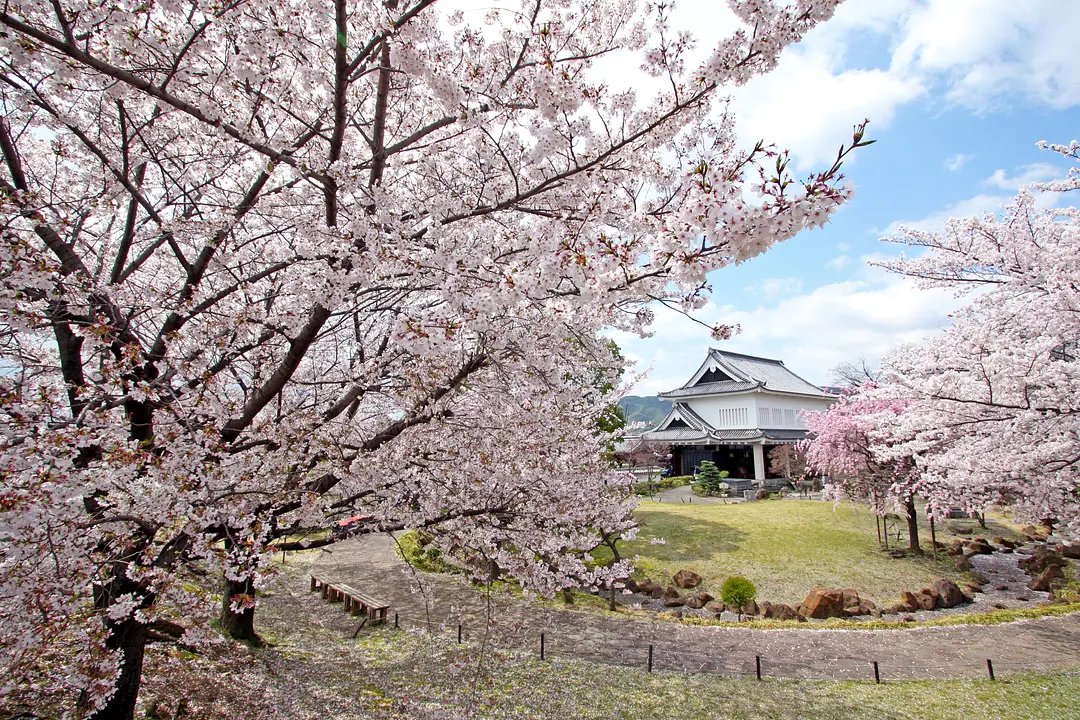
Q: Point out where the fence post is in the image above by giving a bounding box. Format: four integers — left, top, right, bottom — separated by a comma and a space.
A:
394, 613, 399, 629
457, 624, 462, 644
873, 661, 880, 684
755, 655, 762, 680
648, 645, 654, 673
540, 633, 545, 660
986, 659, 995, 681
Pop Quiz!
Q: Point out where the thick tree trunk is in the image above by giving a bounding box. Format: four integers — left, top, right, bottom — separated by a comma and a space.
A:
905, 496, 922, 554
220, 575, 262, 644
87, 615, 150, 720
82, 562, 155, 720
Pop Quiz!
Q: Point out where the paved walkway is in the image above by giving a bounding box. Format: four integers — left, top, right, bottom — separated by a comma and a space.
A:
282, 533, 1080, 681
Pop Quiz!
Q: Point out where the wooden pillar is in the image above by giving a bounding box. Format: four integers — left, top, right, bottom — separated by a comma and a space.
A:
752, 443, 766, 483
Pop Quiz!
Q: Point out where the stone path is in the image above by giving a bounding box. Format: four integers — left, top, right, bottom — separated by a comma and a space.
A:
279, 533, 1080, 681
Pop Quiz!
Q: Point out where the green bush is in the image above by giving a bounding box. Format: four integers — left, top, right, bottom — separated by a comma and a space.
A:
720, 576, 757, 620
631, 475, 692, 495
695, 461, 729, 496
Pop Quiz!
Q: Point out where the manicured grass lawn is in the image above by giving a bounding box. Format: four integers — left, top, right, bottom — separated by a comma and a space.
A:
601, 498, 973, 606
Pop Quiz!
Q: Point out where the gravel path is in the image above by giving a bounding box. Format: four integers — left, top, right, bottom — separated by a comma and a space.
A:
270, 533, 1080, 681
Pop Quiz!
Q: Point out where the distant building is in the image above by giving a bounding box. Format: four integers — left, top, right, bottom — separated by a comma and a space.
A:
643, 349, 836, 486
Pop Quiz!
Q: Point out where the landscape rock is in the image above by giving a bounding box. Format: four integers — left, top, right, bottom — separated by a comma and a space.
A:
992, 536, 1017, 549
932, 578, 967, 608
945, 540, 965, 556
1019, 548, 1067, 577
800, 586, 846, 619
964, 538, 994, 556
1056, 543, 1080, 560
1028, 565, 1065, 591
650, 586, 664, 599
683, 595, 705, 609
623, 578, 640, 593
898, 591, 920, 612
954, 556, 973, 571
882, 604, 901, 615
841, 588, 861, 609
662, 585, 681, 599
696, 592, 714, 604
1020, 525, 1051, 541
915, 591, 937, 611
663, 595, 686, 607
741, 600, 759, 617
762, 603, 801, 621
673, 569, 703, 589
704, 601, 726, 613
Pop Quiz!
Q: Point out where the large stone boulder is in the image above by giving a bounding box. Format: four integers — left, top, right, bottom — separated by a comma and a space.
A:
662, 585, 681, 599
932, 578, 967, 608
1056, 543, 1080, 560
704, 601, 726, 613
673, 569, 703, 589
1019, 548, 1067, 576
1020, 525, 1051, 541
741, 600, 759, 617
650, 585, 665, 599
898, 591, 920, 612
915, 590, 937, 611
1029, 565, 1065, 592
992, 536, 1017, 549
841, 588, 861, 609
663, 595, 686, 607
945, 540, 966, 556
763, 603, 802, 621
800, 586, 846, 619
682, 595, 705, 609
964, 538, 994, 556
696, 592, 714, 604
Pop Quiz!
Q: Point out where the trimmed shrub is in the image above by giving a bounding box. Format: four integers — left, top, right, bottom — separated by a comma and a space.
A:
632, 475, 693, 495
720, 576, 757, 620
695, 461, 729, 496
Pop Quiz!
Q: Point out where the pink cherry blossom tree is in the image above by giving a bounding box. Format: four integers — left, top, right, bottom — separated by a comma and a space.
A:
801, 389, 923, 552
0, 0, 860, 716
874, 140, 1080, 534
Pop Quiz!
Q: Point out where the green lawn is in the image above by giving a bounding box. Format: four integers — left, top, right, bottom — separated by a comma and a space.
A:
600, 498, 975, 606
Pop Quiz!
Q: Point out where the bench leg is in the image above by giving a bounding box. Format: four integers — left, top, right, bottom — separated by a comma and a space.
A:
310, 576, 317, 592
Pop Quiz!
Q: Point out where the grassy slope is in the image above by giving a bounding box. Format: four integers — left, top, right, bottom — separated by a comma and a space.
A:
600, 498, 973, 606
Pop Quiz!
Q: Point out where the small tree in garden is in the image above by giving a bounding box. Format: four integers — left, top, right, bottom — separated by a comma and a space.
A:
721, 576, 757, 621
768, 445, 808, 481
801, 390, 924, 553
696, 460, 729, 495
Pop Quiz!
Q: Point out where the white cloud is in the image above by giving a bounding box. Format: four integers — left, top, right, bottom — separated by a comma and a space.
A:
836, 242, 853, 252
759, 277, 804, 299
879, 193, 1011, 237
944, 153, 972, 172
827, 255, 851, 271
984, 162, 1061, 190
892, 0, 1080, 110
615, 265, 966, 396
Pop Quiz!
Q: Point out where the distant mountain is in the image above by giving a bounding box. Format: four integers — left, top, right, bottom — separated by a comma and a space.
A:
618, 395, 672, 428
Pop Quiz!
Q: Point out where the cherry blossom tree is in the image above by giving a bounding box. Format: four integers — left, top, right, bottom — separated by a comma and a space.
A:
874, 140, 1080, 534
801, 390, 923, 552
0, 0, 860, 716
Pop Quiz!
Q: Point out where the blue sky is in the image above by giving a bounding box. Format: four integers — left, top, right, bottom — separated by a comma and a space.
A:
601, 0, 1080, 395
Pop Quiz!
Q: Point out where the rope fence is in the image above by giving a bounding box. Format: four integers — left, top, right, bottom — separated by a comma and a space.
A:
378, 612, 1058, 682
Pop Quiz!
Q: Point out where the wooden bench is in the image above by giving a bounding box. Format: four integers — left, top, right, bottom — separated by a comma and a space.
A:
310, 575, 390, 625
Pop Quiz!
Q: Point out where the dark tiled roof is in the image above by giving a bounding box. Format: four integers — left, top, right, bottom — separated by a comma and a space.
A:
761, 429, 810, 441
643, 428, 711, 442
659, 381, 759, 398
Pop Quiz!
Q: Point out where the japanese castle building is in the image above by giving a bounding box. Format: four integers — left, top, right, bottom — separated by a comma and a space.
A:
643, 349, 837, 484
